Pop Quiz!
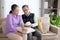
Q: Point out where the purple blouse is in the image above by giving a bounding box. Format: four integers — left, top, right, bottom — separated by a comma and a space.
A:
6, 14, 23, 35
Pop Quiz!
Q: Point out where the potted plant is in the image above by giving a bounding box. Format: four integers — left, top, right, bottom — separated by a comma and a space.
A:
49, 13, 60, 27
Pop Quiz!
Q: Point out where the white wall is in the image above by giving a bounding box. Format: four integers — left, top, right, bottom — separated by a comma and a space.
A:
29, 0, 41, 18
0, 0, 4, 17
1, 0, 41, 19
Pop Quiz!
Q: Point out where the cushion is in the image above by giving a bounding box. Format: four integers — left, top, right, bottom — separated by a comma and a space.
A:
38, 17, 50, 33
38, 18, 43, 33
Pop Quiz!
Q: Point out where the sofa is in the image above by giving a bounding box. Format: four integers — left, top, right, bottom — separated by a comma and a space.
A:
0, 18, 58, 40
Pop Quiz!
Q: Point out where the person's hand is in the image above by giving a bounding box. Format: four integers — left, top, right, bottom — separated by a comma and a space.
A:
28, 24, 32, 27
24, 24, 32, 27
16, 32, 23, 36
22, 27, 27, 33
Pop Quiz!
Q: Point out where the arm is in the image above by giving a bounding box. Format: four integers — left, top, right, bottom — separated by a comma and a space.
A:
6, 15, 17, 33
31, 14, 38, 27
19, 16, 27, 32
19, 16, 24, 28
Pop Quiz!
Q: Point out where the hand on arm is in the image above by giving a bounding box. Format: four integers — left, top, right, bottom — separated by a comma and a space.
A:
24, 24, 32, 27
20, 22, 28, 33
20, 16, 27, 33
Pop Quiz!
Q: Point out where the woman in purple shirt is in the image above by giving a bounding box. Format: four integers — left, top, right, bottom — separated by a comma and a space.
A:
6, 4, 27, 40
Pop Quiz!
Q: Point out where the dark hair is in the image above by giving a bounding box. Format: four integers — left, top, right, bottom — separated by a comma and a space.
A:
22, 5, 29, 9
9, 4, 18, 14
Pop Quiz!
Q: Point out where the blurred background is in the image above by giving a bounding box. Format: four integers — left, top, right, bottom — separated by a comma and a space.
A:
0, 0, 60, 40
0, 0, 59, 18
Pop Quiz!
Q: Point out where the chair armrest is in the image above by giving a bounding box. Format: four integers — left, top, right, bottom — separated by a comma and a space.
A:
0, 18, 5, 22
49, 24, 58, 34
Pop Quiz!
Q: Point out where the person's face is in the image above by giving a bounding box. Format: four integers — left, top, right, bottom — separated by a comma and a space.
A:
13, 7, 19, 15
22, 7, 29, 14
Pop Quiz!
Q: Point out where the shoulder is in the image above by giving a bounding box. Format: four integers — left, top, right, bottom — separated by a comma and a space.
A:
17, 15, 22, 18
30, 13, 34, 14
22, 14, 25, 17
6, 14, 13, 20
22, 14, 25, 16
30, 13, 34, 15
7, 14, 12, 17
18, 15, 21, 17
